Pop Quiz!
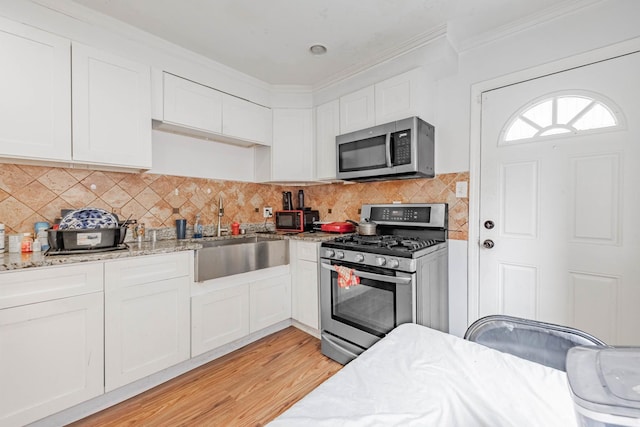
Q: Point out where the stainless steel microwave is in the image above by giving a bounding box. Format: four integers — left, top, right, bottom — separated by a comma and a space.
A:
336, 116, 434, 182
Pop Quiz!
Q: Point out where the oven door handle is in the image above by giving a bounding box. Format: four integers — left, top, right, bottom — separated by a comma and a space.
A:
321, 263, 412, 284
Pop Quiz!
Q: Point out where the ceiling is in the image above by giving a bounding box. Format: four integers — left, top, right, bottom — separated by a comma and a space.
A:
69, 0, 591, 87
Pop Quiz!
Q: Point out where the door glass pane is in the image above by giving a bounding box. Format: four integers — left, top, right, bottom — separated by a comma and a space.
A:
522, 99, 552, 127
557, 96, 591, 124
505, 118, 538, 141
574, 103, 617, 130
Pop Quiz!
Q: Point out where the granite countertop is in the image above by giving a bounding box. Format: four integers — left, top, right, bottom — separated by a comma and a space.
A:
0, 231, 345, 271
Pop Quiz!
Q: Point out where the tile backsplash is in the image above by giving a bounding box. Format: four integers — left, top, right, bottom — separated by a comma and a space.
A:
0, 164, 468, 240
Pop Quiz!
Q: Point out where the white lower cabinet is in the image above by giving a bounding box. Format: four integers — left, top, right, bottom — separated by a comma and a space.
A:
249, 274, 292, 332
0, 264, 104, 427
104, 252, 191, 392
191, 284, 250, 356
191, 267, 291, 356
290, 241, 320, 330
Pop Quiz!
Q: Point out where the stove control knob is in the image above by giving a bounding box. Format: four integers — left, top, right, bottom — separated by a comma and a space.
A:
388, 259, 400, 268
336, 251, 345, 259
324, 249, 335, 258
354, 253, 365, 262
376, 257, 386, 266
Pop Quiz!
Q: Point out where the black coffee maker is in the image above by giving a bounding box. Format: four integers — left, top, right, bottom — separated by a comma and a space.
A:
282, 191, 293, 210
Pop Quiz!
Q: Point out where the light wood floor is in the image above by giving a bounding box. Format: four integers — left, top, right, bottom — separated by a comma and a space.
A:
70, 327, 342, 427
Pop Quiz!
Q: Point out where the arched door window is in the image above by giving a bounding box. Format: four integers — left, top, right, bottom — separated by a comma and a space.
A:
501, 91, 624, 144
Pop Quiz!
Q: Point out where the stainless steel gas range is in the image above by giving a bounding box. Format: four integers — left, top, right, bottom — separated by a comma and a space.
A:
320, 203, 449, 364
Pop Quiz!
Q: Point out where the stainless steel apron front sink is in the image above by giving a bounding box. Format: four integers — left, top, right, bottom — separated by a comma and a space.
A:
194, 237, 289, 281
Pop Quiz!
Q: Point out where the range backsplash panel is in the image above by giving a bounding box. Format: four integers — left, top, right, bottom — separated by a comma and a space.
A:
0, 164, 468, 240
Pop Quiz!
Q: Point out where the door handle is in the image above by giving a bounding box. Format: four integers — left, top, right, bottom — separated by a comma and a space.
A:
320, 262, 412, 284
482, 239, 495, 249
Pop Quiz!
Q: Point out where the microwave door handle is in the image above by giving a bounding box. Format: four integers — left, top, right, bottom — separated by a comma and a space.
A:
385, 132, 392, 167
321, 263, 411, 284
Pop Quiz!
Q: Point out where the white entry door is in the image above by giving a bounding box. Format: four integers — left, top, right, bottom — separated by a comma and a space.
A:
478, 51, 640, 345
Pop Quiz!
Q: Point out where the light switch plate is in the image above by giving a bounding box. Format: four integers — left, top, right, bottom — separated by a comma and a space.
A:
456, 181, 468, 198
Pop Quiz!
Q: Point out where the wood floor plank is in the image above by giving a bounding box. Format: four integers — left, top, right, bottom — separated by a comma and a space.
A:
70, 327, 341, 427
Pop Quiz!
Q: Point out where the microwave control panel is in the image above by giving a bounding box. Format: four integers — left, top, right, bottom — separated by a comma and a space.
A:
392, 130, 412, 165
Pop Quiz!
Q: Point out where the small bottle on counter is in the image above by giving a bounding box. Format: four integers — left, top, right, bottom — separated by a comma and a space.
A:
21, 233, 33, 253
193, 214, 203, 238
8, 234, 21, 253
0, 223, 4, 253
34, 221, 50, 252
231, 221, 240, 236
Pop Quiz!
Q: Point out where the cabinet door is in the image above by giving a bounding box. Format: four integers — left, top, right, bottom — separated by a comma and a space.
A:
72, 43, 152, 169
0, 16, 71, 161
191, 284, 250, 356
291, 241, 320, 330
315, 100, 340, 181
293, 259, 320, 330
249, 274, 291, 332
375, 68, 423, 124
272, 108, 314, 181
339, 85, 375, 134
104, 253, 190, 392
163, 73, 222, 133
222, 94, 272, 145
0, 293, 103, 427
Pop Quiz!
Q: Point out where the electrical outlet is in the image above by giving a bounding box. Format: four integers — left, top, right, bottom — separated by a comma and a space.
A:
263, 207, 273, 218
456, 181, 469, 198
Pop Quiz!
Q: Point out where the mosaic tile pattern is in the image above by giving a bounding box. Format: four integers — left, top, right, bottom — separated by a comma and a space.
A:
0, 164, 468, 240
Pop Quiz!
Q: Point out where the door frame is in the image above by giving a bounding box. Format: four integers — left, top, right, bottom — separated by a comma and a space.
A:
468, 37, 640, 324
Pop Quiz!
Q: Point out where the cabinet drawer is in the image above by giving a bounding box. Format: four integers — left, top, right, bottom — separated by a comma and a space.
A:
105, 252, 191, 290
296, 241, 319, 262
0, 263, 103, 309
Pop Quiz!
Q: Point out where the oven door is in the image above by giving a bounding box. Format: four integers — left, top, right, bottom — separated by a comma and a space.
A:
320, 259, 415, 350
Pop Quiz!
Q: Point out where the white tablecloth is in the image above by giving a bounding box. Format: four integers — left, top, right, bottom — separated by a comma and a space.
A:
269, 323, 578, 427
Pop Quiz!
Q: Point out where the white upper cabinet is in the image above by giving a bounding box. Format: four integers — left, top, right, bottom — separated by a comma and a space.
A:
222, 93, 272, 146
163, 73, 223, 134
155, 72, 272, 147
374, 68, 423, 124
72, 43, 152, 169
338, 68, 424, 134
315, 99, 340, 181
0, 16, 71, 162
257, 108, 313, 182
339, 85, 375, 134
0, 17, 152, 170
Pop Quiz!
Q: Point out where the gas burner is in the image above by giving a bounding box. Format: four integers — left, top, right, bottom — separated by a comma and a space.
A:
327, 234, 443, 257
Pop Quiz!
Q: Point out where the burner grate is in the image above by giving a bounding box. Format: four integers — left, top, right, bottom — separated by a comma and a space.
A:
332, 234, 441, 254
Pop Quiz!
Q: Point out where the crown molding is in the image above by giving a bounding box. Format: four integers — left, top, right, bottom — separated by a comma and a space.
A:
453, 0, 603, 53
28, 0, 272, 92
312, 23, 448, 91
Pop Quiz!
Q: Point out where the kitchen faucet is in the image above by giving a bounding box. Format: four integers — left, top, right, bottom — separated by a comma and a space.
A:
217, 195, 228, 237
